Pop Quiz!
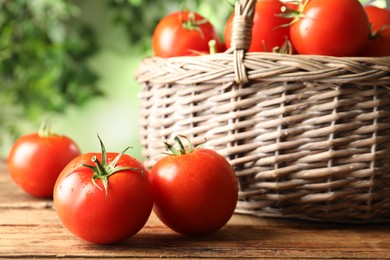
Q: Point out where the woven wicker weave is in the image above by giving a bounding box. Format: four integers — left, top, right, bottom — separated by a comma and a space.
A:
135, 0, 390, 222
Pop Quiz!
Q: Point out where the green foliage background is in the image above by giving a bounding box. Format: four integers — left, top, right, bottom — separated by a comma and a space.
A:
0, 0, 388, 159
0, 0, 100, 146
0, 0, 233, 158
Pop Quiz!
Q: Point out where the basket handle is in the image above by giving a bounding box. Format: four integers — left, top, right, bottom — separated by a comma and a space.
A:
226, 0, 256, 85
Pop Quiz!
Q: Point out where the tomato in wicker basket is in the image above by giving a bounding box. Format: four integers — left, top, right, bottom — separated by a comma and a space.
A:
136, 0, 390, 223
152, 11, 222, 58
224, 0, 292, 53
289, 0, 371, 56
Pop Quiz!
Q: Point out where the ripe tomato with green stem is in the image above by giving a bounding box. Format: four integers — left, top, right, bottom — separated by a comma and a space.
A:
53, 136, 153, 244
152, 11, 223, 57
7, 123, 81, 198
360, 6, 390, 57
150, 136, 238, 236
224, 0, 293, 53
289, 0, 371, 56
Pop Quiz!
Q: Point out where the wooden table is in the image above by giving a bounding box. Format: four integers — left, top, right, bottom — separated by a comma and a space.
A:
1, 161, 390, 259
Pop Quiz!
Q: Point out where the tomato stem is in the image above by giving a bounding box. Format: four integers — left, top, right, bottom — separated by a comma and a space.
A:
163, 135, 205, 156
82, 135, 143, 198
272, 38, 294, 54
188, 40, 217, 55
278, 0, 308, 27
92, 156, 105, 174
38, 119, 53, 137
208, 40, 217, 54
175, 136, 186, 155
180, 11, 206, 39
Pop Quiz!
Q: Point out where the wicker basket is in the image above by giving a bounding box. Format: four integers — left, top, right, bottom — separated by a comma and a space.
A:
135, 0, 390, 222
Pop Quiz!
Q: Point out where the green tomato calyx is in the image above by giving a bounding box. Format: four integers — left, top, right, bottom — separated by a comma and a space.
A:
181, 12, 207, 39
82, 135, 143, 198
164, 135, 204, 156
279, 0, 308, 27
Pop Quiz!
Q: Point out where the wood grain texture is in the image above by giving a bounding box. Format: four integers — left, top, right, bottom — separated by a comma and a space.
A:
1, 161, 390, 259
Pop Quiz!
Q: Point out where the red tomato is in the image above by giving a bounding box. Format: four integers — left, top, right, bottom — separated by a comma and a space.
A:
360, 6, 390, 57
289, 0, 371, 56
152, 11, 222, 57
150, 136, 238, 236
53, 137, 153, 244
7, 125, 81, 198
224, 0, 292, 52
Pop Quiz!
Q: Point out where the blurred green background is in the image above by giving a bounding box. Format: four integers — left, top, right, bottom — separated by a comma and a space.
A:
0, 0, 233, 160
0, 0, 388, 160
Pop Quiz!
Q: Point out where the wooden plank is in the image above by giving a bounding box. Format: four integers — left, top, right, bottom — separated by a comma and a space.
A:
1, 214, 390, 259
1, 160, 390, 259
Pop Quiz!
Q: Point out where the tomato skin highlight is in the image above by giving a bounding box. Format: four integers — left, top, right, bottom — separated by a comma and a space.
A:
7, 133, 81, 198
289, 0, 370, 56
150, 148, 238, 236
152, 11, 222, 57
224, 0, 292, 52
53, 152, 153, 244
